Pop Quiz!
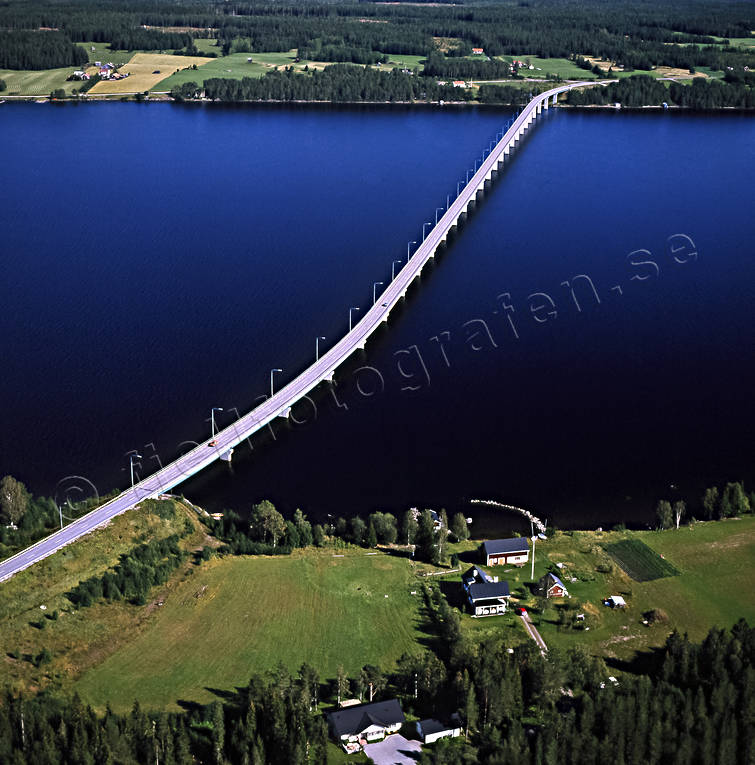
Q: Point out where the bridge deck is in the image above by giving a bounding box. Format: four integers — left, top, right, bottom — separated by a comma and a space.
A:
0, 82, 606, 583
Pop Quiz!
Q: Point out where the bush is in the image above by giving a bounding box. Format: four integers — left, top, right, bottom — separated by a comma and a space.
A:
596, 562, 613, 574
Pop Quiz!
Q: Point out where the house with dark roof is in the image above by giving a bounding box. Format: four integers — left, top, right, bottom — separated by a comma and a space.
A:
539, 571, 569, 598
462, 566, 511, 617
416, 713, 463, 744
326, 699, 405, 751
482, 537, 529, 566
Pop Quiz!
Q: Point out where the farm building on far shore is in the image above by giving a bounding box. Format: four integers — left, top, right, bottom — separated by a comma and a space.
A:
539, 572, 569, 598
416, 714, 463, 744
482, 537, 529, 566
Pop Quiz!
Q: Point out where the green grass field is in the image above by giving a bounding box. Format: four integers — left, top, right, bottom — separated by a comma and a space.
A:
383, 54, 426, 72
603, 539, 680, 581
521, 518, 755, 658
0, 67, 80, 96
0, 499, 206, 695
74, 549, 426, 711
497, 55, 596, 80
153, 53, 270, 90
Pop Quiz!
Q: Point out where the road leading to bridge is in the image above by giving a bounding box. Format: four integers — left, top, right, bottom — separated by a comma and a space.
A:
0, 81, 608, 584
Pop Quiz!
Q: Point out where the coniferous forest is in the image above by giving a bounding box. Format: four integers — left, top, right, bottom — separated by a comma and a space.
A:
0, 0, 752, 106
0, 617, 752, 764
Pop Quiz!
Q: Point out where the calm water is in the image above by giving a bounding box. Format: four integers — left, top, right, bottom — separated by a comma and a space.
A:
1, 103, 753, 531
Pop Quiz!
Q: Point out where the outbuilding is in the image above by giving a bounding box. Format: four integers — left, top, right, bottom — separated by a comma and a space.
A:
539, 572, 569, 598
482, 538, 529, 566
416, 714, 463, 744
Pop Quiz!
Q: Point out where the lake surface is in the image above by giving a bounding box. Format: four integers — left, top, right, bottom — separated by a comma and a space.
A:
1, 103, 753, 531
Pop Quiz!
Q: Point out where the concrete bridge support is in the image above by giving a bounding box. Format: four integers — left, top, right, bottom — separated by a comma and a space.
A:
220, 448, 234, 462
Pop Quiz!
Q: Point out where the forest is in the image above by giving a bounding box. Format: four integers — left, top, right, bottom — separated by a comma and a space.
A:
0, 0, 752, 76
0, 612, 752, 763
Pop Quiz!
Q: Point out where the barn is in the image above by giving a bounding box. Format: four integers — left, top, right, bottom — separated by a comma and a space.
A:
482, 538, 529, 566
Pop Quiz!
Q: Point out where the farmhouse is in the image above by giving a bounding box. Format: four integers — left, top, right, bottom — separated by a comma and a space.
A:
462, 566, 510, 616
539, 572, 569, 598
327, 699, 404, 752
472, 47, 484, 55
416, 714, 463, 744
482, 537, 529, 566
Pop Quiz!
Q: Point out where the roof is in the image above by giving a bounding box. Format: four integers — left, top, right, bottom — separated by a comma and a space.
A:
462, 565, 490, 586
468, 580, 510, 602
418, 714, 462, 736
327, 699, 404, 738
609, 595, 626, 606
483, 538, 529, 556
543, 572, 566, 589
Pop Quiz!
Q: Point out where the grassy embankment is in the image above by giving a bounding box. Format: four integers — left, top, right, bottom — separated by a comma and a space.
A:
0, 498, 207, 695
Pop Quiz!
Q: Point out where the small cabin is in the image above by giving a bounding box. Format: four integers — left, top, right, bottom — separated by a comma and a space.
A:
539, 572, 569, 598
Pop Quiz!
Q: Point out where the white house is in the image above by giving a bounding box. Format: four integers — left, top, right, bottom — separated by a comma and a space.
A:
462, 566, 511, 617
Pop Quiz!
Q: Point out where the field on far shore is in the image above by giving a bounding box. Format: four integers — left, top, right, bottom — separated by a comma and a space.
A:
74, 549, 427, 711
90, 52, 213, 94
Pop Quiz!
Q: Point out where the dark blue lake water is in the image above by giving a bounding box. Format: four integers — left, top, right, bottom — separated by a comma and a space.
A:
1, 103, 753, 531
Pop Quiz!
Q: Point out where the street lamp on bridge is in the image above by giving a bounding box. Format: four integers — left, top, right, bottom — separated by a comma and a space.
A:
457, 180, 463, 196
349, 306, 360, 332
422, 221, 432, 240
270, 368, 283, 398
407, 240, 416, 262
392, 260, 402, 280
211, 407, 223, 437
435, 207, 444, 224
373, 282, 384, 305
130, 453, 142, 488
316, 336, 325, 361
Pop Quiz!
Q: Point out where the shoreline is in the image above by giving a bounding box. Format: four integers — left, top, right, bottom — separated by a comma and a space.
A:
2, 94, 753, 111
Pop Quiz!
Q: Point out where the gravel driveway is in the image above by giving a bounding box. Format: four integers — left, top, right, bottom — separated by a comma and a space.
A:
363, 734, 422, 765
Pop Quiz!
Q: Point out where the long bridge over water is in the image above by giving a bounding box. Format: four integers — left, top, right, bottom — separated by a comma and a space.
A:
0, 81, 606, 583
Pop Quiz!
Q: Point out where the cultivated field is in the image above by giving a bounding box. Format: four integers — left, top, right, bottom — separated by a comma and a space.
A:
89, 52, 213, 94
603, 538, 679, 581
153, 53, 269, 90
74, 549, 426, 711
0, 67, 79, 96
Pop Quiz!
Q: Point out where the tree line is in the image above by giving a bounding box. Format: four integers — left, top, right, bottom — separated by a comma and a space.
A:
0, 0, 752, 77
1, 614, 751, 763
207, 499, 470, 566
0, 31, 88, 70
66, 524, 190, 607
197, 66, 474, 103
565, 74, 755, 108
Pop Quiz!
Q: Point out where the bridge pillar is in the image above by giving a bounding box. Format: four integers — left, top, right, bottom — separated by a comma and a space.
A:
536, 102, 542, 114
220, 448, 234, 463
279, 407, 291, 419
543, 98, 549, 110
325, 371, 335, 382
552, 93, 557, 105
